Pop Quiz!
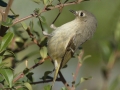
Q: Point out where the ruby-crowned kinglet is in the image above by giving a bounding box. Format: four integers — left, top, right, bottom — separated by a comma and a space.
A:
47, 10, 97, 88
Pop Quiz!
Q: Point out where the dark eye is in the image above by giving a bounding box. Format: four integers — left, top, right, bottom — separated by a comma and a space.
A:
80, 12, 84, 16
79, 12, 85, 17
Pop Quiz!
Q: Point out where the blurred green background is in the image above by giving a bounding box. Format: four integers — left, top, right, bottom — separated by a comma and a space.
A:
2, 0, 120, 90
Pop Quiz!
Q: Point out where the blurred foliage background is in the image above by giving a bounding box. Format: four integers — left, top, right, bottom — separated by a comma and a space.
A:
0, 0, 120, 90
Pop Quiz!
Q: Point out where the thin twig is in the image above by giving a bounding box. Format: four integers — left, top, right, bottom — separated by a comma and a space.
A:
3, 0, 14, 22
71, 50, 84, 89
13, 73, 24, 83
38, 16, 44, 32
12, 0, 84, 26
12, 14, 37, 26
30, 78, 61, 84
73, 51, 84, 81
13, 57, 50, 83
52, 12, 61, 24
26, 27, 42, 48
29, 56, 50, 70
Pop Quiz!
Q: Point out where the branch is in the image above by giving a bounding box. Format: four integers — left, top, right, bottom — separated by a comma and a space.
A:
73, 50, 84, 81
13, 56, 50, 83
30, 71, 71, 90
30, 78, 61, 84
3, 0, 14, 22
71, 50, 84, 89
29, 56, 50, 70
26, 27, 42, 48
12, 0, 84, 26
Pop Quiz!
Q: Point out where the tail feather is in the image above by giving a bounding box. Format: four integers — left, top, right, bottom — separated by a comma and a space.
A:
51, 59, 61, 89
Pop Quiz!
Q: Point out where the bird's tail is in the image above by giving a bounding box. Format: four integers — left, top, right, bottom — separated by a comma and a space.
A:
51, 59, 61, 89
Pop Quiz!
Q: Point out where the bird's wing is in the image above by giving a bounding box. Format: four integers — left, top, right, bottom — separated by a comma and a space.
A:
61, 32, 82, 67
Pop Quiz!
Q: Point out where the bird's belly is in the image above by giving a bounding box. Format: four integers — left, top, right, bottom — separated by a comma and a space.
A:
48, 35, 70, 60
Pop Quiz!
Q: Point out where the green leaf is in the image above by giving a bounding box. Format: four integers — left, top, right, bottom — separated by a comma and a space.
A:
39, 16, 46, 23
23, 68, 29, 75
42, 71, 52, 80
34, 59, 39, 64
40, 46, 48, 59
0, 62, 8, 68
0, 68, 13, 88
40, 37, 48, 47
21, 22, 28, 30
16, 41, 24, 48
2, 17, 13, 26
80, 77, 92, 83
29, 20, 34, 31
26, 72, 34, 82
6, 50, 15, 57
16, 87, 28, 90
82, 55, 91, 62
61, 87, 67, 90
43, 0, 50, 5
24, 82, 33, 90
0, 74, 4, 83
75, 76, 92, 87
0, 32, 14, 53
0, 56, 2, 64
44, 85, 51, 90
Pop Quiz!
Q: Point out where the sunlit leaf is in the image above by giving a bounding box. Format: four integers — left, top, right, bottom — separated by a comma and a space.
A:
24, 82, 33, 90
61, 87, 67, 90
0, 68, 13, 88
43, 0, 50, 6
82, 55, 91, 62
44, 85, 51, 90
40, 46, 48, 59
0, 32, 14, 53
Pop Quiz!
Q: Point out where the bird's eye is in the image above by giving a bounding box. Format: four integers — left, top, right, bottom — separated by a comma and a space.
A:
79, 12, 85, 17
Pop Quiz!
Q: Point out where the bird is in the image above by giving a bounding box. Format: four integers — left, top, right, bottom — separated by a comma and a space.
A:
47, 10, 97, 88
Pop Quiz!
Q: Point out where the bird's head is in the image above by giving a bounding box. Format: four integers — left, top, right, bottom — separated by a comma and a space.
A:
69, 10, 97, 24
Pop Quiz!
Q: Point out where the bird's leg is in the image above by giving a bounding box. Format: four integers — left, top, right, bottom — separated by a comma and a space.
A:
50, 24, 57, 30
42, 31, 52, 37
70, 47, 75, 53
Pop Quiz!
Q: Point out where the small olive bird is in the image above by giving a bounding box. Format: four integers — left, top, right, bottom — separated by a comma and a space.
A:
47, 10, 97, 88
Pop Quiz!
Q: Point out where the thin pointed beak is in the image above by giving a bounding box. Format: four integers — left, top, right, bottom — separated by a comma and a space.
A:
69, 10, 76, 15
